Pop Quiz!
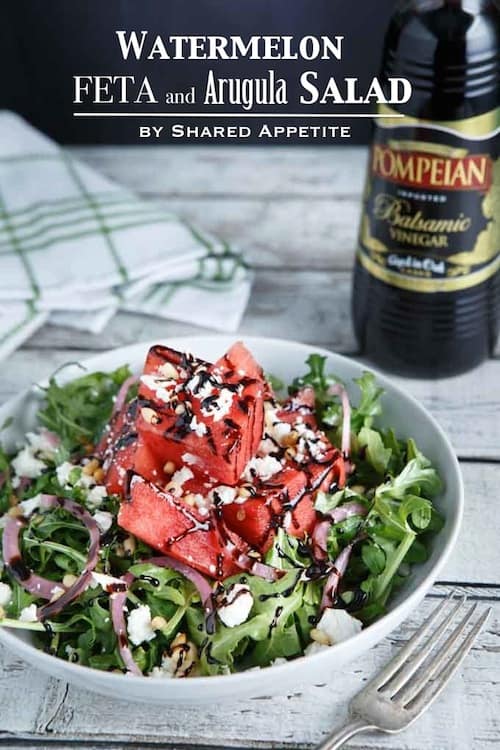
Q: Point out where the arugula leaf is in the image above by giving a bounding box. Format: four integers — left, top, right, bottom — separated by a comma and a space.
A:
350, 372, 384, 432
357, 426, 392, 475
37, 365, 132, 454
193, 568, 318, 674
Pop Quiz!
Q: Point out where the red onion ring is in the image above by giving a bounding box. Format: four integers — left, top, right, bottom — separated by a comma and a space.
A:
236, 554, 284, 582
328, 501, 368, 524
212, 511, 284, 582
328, 383, 351, 459
145, 555, 215, 624
113, 375, 139, 416
37, 496, 100, 621
2, 517, 69, 600
312, 520, 331, 561
320, 543, 353, 611
1, 495, 101, 621
110, 571, 142, 676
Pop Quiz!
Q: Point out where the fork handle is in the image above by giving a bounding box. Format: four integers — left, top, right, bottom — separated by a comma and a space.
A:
316, 717, 374, 749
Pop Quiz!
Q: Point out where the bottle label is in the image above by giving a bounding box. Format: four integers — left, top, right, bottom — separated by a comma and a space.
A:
358, 107, 500, 293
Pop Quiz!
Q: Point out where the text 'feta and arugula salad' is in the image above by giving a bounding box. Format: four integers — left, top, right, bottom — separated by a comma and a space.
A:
0, 342, 444, 678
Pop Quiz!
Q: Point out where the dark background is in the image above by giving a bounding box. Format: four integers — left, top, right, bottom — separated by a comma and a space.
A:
1, 0, 396, 145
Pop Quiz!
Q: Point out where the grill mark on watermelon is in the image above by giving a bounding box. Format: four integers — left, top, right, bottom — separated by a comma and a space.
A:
201, 394, 218, 411
115, 431, 138, 450
282, 462, 336, 513
223, 417, 240, 431
237, 398, 250, 414
205, 425, 217, 454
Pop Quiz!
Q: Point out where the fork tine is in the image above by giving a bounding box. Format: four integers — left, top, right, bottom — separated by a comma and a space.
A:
366, 592, 459, 692
394, 602, 477, 705
404, 607, 491, 715
381, 595, 467, 696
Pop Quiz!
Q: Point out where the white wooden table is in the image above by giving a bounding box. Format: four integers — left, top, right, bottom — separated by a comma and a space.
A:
0, 146, 499, 750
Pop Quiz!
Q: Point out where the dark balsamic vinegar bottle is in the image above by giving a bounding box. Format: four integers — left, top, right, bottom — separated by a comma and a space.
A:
352, 0, 500, 377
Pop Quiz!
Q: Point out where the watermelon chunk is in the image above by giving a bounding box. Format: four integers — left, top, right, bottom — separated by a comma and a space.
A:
135, 342, 265, 486
222, 456, 344, 552
118, 475, 241, 579
97, 398, 138, 496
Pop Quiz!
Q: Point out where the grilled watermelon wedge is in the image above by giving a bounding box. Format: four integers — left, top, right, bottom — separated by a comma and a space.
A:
118, 475, 242, 579
136, 342, 265, 486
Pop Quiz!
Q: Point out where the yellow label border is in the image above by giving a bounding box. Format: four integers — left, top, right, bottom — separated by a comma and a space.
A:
357, 248, 500, 293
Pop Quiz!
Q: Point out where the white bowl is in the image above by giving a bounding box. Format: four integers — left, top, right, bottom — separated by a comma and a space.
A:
0, 335, 463, 704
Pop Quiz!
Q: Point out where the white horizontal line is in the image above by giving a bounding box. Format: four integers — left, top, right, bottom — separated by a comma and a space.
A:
72, 112, 404, 119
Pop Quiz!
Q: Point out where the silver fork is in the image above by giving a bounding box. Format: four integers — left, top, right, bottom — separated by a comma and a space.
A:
317, 594, 491, 749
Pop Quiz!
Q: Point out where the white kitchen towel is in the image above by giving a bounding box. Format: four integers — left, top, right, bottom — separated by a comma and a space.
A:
0, 112, 252, 358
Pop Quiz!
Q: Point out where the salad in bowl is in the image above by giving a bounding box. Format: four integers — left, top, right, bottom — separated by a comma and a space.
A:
0, 340, 444, 681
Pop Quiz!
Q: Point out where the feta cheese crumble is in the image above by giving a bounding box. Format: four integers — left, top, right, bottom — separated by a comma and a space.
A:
56, 462, 107, 507
306, 609, 362, 654
19, 494, 42, 517
91, 572, 125, 591
93, 510, 113, 534
190, 415, 207, 437
243, 455, 283, 482
167, 467, 194, 497
217, 583, 254, 628
11, 446, 45, 479
210, 485, 237, 505
19, 604, 38, 622
140, 374, 176, 403
127, 604, 156, 646
86, 485, 107, 508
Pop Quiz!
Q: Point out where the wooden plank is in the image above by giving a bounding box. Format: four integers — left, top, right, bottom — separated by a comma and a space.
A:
0, 586, 497, 750
19, 271, 357, 352
69, 146, 367, 199
69, 146, 363, 269
16, 268, 500, 357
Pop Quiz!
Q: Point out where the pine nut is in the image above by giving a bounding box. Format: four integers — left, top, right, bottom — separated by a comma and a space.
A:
123, 536, 136, 556
83, 459, 99, 476
141, 407, 161, 425
163, 461, 176, 475
310, 628, 331, 646
151, 616, 168, 631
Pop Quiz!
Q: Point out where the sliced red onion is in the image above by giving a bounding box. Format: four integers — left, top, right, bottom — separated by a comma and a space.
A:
328, 383, 351, 459
328, 501, 368, 524
320, 543, 353, 611
235, 553, 284, 582
145, 555, 215, 617
113, 375, 139, 416
2, 517, 69, 600
110, 571, 142, 676
312, 520, 331, 561
214, 513, 284, 582
3, 495, 100, 621
17, 477, 32, 493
